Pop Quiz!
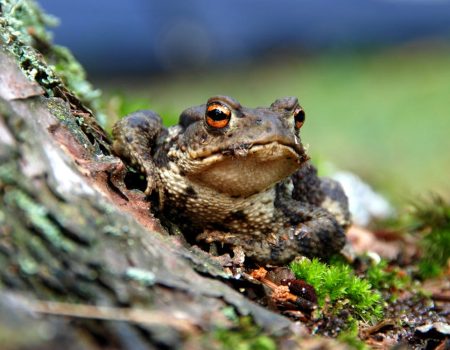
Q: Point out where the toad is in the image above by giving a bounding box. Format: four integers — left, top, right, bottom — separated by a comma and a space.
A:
112, 95, 350, 264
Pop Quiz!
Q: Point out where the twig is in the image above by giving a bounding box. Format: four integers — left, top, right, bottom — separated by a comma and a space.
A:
432, 293, 450, 303
360, 319, 396, 338
19, 297, 197, 334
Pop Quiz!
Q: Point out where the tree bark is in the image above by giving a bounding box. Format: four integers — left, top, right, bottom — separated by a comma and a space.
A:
0, 41, 292, 349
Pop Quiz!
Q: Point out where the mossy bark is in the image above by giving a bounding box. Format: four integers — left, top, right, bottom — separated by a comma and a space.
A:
0, 9, 292, 350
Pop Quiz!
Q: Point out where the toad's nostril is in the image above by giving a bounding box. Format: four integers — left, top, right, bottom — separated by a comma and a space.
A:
256, 119, 263, 125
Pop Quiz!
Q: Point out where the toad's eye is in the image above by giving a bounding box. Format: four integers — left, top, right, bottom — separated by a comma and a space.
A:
206, 103, 231, 129
294, 107, 305, 129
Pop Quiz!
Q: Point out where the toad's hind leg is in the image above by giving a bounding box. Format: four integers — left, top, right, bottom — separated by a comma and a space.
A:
280, 203, 346, 258
112, 110, 163, 195
274, 201, 347, 262
292, 162, 351, 228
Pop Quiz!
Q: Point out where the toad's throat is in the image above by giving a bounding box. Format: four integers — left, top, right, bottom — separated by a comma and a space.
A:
187, 142, 303, 198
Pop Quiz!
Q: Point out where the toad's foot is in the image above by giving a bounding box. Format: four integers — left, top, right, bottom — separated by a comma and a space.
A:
197, 231, 247, 266
209, 246, 246, 267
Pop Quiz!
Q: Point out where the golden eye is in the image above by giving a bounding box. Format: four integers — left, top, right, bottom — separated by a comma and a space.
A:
205, 103, 231, 129
294, 107, 305, 129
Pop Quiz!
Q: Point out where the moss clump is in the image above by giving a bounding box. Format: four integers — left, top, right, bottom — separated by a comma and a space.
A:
407, 196, 450, 278
366, 259, 410, 298
338, 324, 369, 350
290, 258, 383, 322
213, 317, 276, 350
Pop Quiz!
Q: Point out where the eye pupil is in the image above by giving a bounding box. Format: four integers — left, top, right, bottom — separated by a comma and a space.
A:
206, 103, 231, 128
294, 108, 305, 128
208, 109, 228, 121
295, 110, 305, 122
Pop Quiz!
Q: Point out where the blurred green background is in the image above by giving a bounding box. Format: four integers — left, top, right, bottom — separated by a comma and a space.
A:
99, 46, 450, 205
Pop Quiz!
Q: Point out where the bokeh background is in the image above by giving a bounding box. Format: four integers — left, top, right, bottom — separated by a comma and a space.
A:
39, 0, 450, 205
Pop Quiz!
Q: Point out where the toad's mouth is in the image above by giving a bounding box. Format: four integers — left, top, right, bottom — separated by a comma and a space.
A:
188, 138, 304, 160
186, 141, 308, 198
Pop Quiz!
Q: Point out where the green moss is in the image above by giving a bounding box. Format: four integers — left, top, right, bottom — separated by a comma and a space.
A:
290, 258, 383, 322
366, 259, 410, 299
337, 323, 369, 350
214, 317, 277, 350
407, 196, 450, 278
418, 258, 444, 279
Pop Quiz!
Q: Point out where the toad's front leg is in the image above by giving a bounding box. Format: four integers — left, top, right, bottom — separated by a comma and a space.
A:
112, 110, 163, 196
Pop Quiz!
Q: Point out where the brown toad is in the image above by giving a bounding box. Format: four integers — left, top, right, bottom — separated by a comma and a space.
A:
112, 95, 350, 264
